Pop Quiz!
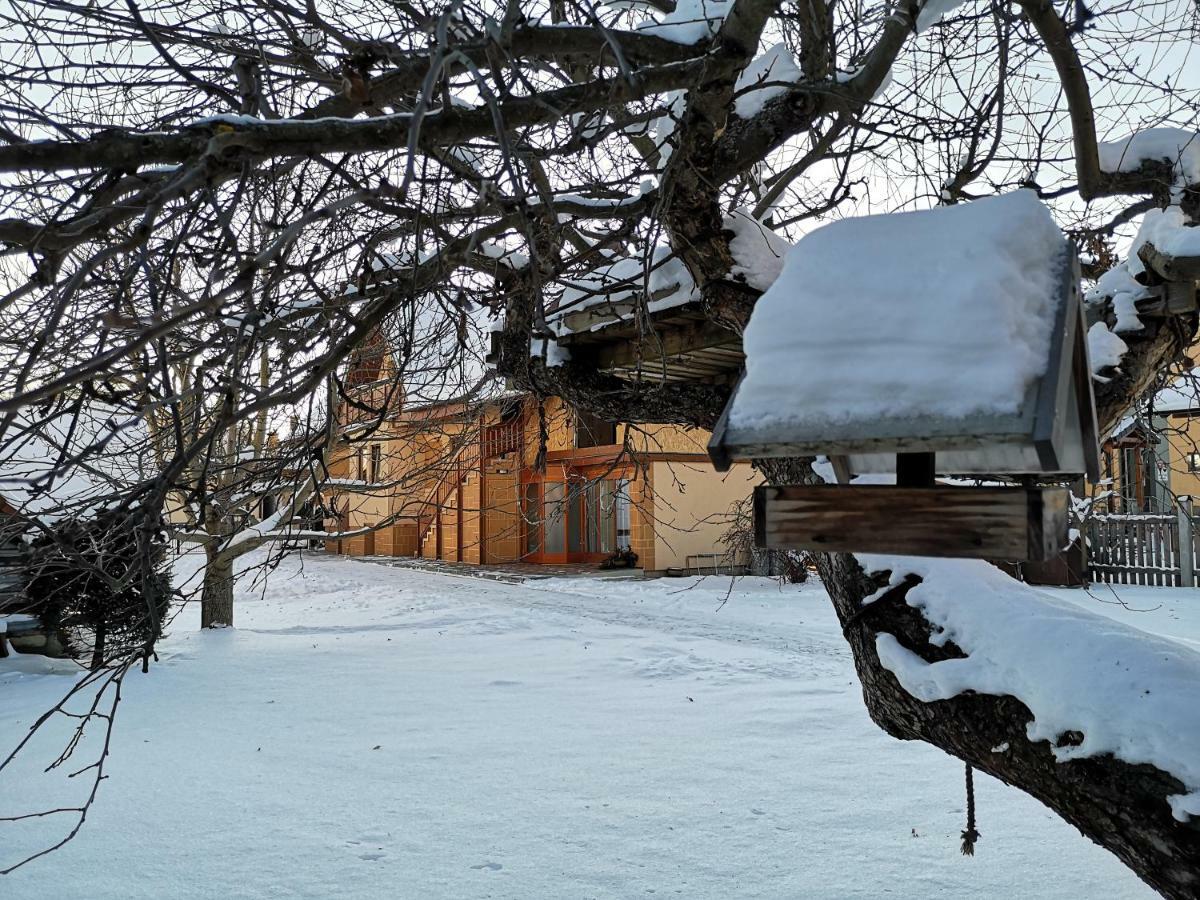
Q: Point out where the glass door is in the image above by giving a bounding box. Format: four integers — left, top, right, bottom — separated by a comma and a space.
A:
542, 481, 567, 561
523, 482, 541, 558
615, 478, 632, 550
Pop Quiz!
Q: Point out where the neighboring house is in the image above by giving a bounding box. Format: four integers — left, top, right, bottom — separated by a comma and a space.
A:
1085, 372, 1200, 514
1097, 417, 1171, 513
1148, 373, 1200, 505
323, 368, 758, 574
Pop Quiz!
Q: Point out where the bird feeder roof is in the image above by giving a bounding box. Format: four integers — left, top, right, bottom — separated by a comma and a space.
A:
709, 191, 1100, 480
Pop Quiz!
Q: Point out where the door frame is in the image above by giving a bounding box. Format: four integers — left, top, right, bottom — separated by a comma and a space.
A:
520, 464, 633, 565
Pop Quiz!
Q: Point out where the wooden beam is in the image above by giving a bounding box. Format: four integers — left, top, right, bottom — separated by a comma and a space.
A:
755, 484, 1069, 561
569, 317, 742, 372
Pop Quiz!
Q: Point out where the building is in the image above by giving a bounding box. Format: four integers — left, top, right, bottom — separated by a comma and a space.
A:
1148, 373, 1200, 504
1088, 374, 1200, 514
1096, 416, 1169, 513
323, 383, 758, 574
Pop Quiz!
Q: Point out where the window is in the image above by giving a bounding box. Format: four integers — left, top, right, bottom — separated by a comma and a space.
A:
568, 486, 583, 554
544, 482, 566, 554
369, 444, 382, 483
614, 478, 632, 550
355, 447, 365, 481
523, 483, 541, 556
574, 410, 617, 449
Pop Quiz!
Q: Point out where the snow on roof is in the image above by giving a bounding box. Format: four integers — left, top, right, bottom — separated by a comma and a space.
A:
550, 245, 697, 334
864, 555, 1200, 821
725, 208, 792, 292
733, 44, 800, 120
1098, 128, 1200, 185
728, 190, 1068, 434
1151, 374, 1200, 415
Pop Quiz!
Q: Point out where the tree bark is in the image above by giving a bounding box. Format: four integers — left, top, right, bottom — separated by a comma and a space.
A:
200, 551, 235, 629
818, 551, 1200, 899
753, 457, 1200, 898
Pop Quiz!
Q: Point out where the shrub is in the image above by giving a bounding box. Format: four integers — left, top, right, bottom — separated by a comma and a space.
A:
23, 510, 172, 668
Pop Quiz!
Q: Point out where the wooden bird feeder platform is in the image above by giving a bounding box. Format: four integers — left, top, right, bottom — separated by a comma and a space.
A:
707, 194, 1101, 562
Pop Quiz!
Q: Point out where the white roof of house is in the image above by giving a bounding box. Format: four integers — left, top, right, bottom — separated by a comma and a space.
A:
1151, 374, 1200, 415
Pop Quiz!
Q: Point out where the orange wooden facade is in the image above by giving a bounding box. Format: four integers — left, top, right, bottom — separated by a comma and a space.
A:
323, 393, 753, 572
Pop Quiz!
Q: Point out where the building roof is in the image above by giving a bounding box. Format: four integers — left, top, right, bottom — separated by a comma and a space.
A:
1151, 374, 1200, 415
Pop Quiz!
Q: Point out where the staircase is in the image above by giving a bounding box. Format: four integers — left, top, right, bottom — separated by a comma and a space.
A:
415, 421, 523, 562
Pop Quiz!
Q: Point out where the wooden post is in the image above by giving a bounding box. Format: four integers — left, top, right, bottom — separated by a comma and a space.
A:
1177, 495, 1194, 588
896, 452, 936, 488
456, 468, 464, 563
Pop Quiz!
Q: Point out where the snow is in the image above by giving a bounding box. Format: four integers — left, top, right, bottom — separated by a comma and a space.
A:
863, 555, 1200, 822
551, 245, 697, 333
0, 407, 148, 520
1098, 128, 1200, 185
479, 240, 530, 270
1086, 263, 1152, 333
1087, 322, 1128, 376
1082, 203, 1196, 343
733, 44, 801, 120
635, 0, 733, 44
224, 499, 302, 550
0, 550, 1155, 897
729, 190, 1068, 434
917, 0, 969, 32
649, 89, 686, 167
1127, 206, 1200, 273
725, 207, 792, 291
530, 334, 571, 367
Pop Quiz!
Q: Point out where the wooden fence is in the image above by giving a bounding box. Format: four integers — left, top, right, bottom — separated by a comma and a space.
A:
1085, 501, 1196, 587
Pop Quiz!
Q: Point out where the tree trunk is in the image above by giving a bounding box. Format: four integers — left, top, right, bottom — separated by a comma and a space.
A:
200, 552, 235, 629
753, 458, 1200, 898
89, 619, 106, 671
818, 551, 1200, 898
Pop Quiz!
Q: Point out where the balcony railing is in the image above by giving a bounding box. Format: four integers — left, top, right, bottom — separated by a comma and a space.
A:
482, 421, 521, 460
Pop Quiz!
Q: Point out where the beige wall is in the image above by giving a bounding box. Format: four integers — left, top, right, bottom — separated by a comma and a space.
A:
650, 461, 759, 572
1163, 413, 1200, 500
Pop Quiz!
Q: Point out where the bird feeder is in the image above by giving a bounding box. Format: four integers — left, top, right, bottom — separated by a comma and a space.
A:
707, 191, 1100, 562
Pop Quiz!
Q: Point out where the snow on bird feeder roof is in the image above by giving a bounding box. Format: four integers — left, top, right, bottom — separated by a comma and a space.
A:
710, 191, 1100, 482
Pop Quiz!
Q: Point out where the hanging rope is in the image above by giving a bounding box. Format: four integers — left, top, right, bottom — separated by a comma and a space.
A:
961, 763, 981, 855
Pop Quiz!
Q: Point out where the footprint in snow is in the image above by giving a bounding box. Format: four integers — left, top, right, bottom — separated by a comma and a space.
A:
471, 861, 503, 871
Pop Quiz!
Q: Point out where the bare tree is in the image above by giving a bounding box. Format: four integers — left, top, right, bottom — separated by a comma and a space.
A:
1, 0, 1198, 892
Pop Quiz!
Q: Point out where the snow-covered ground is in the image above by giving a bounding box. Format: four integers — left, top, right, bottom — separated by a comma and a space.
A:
0, 552, 1173, 898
